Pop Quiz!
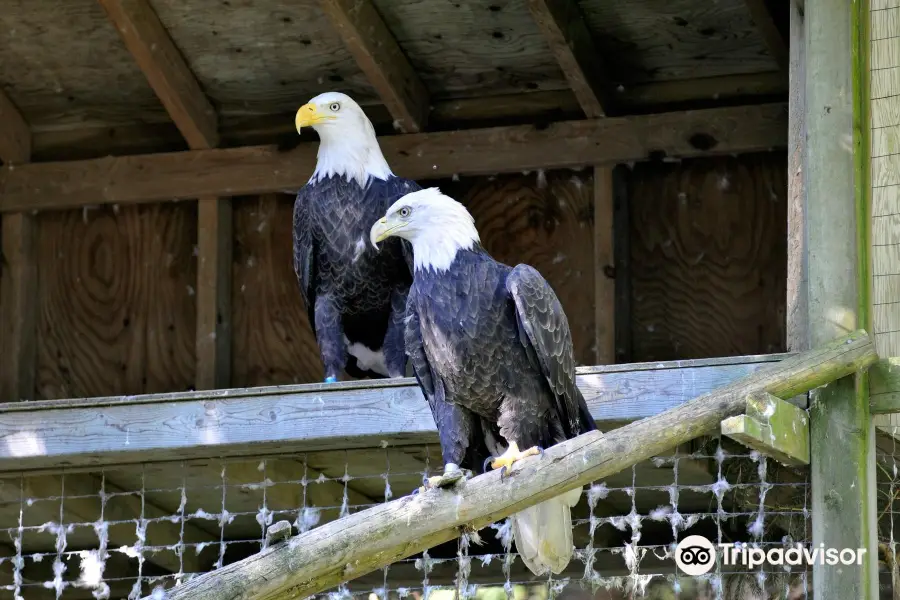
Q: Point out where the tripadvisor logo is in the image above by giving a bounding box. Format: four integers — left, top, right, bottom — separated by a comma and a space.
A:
674, 535, 868, 575
675, 536, 716, 576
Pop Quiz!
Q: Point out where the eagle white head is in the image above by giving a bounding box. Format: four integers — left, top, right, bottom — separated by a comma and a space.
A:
370, 188, 481, 272
295, 91, 392, 186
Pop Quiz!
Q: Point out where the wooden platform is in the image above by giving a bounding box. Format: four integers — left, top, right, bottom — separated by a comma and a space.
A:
0, 353, 793, 474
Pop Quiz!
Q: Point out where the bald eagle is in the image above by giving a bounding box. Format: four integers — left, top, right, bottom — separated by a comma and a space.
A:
293, 92, 420, 382
370, 188, 598, 576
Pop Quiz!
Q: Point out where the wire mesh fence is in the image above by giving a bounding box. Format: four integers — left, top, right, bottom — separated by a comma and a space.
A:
876, 423, 900, 599
0, 434, 812, 600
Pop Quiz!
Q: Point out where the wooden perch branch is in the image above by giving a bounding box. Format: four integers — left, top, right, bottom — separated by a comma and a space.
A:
153, 329, 877, 600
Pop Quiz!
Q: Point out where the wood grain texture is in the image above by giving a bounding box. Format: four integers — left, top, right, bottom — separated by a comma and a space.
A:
449, 171, 595, 365
319, 0, 429, 133
0, 89, 30, 164
629, 152, 787, 361
786, 0, 807, 352
147, 0, 377, 118
367, 0, 567, 99
744, 0, 789, 72
593, 167, 615, 364
0, 103, 789, 212
527, 0, 611, 117
0, 214, 37, 402
196, 197, 233, 390
579, 0, 777, 83
152, 330, 877, 600
97, 0, 218, 150
34, 203, 196, 400
0, 0, 168, 129
0, 353, 794, 472
231, 194, 323, 388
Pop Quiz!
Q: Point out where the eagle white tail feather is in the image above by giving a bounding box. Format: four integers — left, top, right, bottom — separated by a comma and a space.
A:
510, 486, 582, 576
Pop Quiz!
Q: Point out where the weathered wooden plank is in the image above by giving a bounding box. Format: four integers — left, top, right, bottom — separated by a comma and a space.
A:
0, 103, 788, 213
721, 391, 810, 466
196, 197, 233, 390
0, 91, 34, 403
745, 0, 789, 72
319, 0, 429, 133
0, 214, 36, 402
0, 354, 796, 473
870, 358, 900, 412
98, 0, 218, 150
0, 90, 30, 165
612, 165, 631, 363
527, 0, 611, 117
593, 166, 614, 363
804, 0, 878, 596
786, 0, 807, 353
151, 330, 877, 600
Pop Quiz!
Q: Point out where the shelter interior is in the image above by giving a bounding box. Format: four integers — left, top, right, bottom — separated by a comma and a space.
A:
0, 0, 863, 598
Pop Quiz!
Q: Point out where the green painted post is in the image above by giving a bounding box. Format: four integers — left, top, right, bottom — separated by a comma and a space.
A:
801, 0, 877, 597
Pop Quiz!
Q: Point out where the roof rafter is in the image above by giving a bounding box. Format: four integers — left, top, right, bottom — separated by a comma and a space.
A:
98, 0, 218, 149
0, 89, 30, 164
527, 0, 612, 118
319, 0, 430, 133
745, 0, 789, 73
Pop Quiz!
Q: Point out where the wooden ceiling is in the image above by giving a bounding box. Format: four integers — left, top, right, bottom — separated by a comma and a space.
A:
0, 0, 788, 161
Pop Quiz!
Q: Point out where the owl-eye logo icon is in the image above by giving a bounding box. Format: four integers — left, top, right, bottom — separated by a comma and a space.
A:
675, 535, 716, 576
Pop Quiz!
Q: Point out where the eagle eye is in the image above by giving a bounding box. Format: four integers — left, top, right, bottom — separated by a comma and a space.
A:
329, 102, 341, 112
399, 206, 411, 218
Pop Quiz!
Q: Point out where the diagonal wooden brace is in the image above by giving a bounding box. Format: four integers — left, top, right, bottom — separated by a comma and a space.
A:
721, 391, 810, 466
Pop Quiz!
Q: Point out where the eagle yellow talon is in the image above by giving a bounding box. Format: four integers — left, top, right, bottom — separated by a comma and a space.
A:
488, 442, 543, 475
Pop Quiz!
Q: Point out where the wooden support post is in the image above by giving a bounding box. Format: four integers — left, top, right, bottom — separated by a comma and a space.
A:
98, 0, 232, 390
612, 165, 632, 363
786, 0, 807, 353
196, 197, 232, 389
721, 391, 810, 466
527, 0, 612, 118
148, 330, 877, 600
593, 167, 615, 364
0, 89, 35, 402
319, 0, 429, 133
800, 0, 878, 596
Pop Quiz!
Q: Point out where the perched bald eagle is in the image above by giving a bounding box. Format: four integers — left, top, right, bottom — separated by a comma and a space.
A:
293, 92, 420, 382
370, 188, 598, 576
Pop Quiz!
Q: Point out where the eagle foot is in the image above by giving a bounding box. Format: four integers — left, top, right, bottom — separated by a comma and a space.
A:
415, 463, 468, 494
486, 442, 544, 479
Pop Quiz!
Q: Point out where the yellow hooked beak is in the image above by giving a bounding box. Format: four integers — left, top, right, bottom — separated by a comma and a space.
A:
295, 103, 335, 132
369, 216, 405, 249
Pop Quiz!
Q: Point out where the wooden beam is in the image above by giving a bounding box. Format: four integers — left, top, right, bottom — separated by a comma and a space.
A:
721, 391, 810, 466
527, 0, 611, 117
745, 0, 789, 73
151, 330, 877, 600
786, 0, 807, 353
98, 0, 233, 391
803, 0, 878, 596
319, 0, 429, 133
0, 103, 788, 213
612, 165, 631, 363
196, 197, 232, 389
593, 167, 614, 363
0, 90, 35, 403
0, 90, 30, 164
97, 0, 218, 150
0, 353, 798, 473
